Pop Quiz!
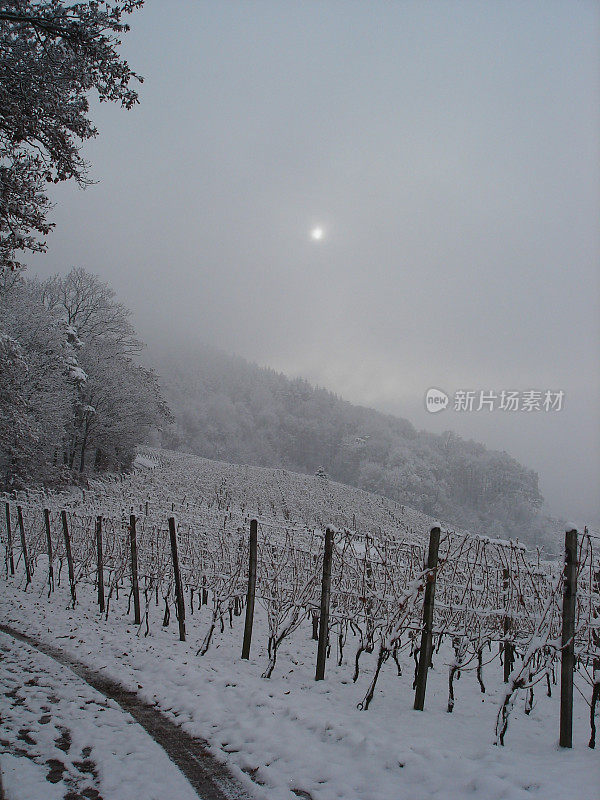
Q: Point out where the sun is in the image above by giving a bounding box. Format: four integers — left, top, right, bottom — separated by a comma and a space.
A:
310, 226, 324, 241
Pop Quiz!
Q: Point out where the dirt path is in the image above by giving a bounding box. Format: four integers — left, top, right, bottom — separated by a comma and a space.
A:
0, 623, 253, 800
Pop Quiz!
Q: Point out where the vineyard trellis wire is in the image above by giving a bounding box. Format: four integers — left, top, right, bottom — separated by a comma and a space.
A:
1, 495, 599, 749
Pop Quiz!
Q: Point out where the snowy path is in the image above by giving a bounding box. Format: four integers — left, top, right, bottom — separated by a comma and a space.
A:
0, 626, 251, 800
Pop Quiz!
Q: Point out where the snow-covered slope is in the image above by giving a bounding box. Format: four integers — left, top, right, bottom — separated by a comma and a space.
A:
1, 559, 596, 800
112, 446, 469, 545
1, 447, 597, 800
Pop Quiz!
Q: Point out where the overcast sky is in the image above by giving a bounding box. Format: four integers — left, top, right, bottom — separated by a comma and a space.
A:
26, 0, 600, 522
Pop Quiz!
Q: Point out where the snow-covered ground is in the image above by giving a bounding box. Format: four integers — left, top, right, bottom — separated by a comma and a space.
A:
89, 446, 459, 545
0, 625, 197, 800
1, 565, 597, 800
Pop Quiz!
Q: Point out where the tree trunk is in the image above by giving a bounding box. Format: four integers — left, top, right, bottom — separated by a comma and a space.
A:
68, 440, 77, 469
79, 419, 90, 472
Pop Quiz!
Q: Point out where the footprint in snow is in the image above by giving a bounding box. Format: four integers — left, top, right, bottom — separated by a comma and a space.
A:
55, 726, 72, 753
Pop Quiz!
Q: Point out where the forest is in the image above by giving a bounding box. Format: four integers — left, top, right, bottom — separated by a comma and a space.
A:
157, 346, 554, 546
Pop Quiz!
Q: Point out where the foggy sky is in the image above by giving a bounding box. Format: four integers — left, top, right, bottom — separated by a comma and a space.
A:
26, 1, 600, 522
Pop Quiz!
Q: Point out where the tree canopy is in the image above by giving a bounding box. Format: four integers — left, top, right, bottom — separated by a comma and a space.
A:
0, 266, 169, 489
0, 1, 143, 273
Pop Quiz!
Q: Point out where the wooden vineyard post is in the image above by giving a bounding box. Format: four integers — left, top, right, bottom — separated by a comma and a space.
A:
96, 516, 105, 613
414, 526, 441, 711
168, 517, 186, 642
590, 564, 600, 749
241, 519, 258, 660
61, 510, 76, 606
503, 567, 513, 683
315, 527, 334, 681
5, 502, 14, 576
129, 514, 141, 625
16, 506, 31, 587
591, 565, 600, 748
43, 509, 54, 592
559, 528, 578, 748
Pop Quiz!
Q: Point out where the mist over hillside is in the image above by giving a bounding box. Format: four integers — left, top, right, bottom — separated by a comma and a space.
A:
152, 346, 560, 549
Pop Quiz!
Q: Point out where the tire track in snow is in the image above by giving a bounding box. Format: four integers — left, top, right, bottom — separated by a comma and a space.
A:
0, 623, 254, 800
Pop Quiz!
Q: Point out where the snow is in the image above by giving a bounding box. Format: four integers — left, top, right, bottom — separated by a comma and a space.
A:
2, 754, 63, 800
1, 567, 597, 800
0, 628, 198, 800
133, 452, 159, 469
68, 365, 88, 383
0, 448, 596, 799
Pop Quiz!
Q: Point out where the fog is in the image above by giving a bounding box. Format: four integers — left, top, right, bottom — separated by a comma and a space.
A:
26, 0, 600, 522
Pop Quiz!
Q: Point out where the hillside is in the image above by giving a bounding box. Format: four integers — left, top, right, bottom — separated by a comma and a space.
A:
78, 446, 456, 546
2, 446, 595, 800
152, 347, 556, 549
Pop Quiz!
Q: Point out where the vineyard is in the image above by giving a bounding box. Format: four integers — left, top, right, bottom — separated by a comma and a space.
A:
2, 447, 599, 758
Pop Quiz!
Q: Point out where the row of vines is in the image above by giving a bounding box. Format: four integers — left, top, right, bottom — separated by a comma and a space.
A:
2, 493, 599, 749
